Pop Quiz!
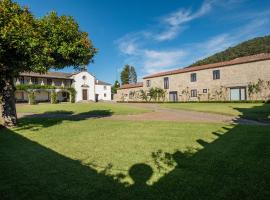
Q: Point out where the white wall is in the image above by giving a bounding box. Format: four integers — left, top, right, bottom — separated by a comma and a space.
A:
72, 72, 95, 102
95, 84, 111, 101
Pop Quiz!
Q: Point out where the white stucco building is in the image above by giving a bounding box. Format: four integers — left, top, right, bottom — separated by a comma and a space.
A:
15, 71, 111, 103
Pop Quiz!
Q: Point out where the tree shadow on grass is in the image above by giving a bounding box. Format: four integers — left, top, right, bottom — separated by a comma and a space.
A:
16, 109, 113, 130
233, 103, 270, 123
0, 104, 270, 200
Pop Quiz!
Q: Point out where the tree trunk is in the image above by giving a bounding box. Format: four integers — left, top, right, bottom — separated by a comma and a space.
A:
0, 78, 17, 127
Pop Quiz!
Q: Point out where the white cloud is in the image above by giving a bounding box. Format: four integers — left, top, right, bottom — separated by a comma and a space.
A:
143, 49, 187, 74
115, 1, 270, 78
155, 0, 215, 41
117, 37, 138, 55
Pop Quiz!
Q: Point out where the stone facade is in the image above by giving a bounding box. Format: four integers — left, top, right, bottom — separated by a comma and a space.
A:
116, 86, 143, 102
116, 54, 270, 102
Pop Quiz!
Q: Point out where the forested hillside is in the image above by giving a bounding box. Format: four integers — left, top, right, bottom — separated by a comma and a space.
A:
190, 35, 270, 67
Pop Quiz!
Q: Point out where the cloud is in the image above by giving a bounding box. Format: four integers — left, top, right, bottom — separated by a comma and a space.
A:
155, 0, 215, 41
115, 1, 270, 78
116, 35, 140, 55
143, 49, 187, 74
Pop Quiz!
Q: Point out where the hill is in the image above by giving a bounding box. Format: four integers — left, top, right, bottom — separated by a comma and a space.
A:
189, 35, 270, 67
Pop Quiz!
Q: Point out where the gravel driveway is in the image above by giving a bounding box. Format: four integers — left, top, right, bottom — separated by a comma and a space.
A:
17, 103, 268, 125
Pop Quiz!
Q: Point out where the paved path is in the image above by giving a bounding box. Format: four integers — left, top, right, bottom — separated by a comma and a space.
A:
17, 103, 268, 125
110, 103, 267, 125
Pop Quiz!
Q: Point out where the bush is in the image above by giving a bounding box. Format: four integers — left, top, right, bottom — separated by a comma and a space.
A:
28, 92, 36, 105
16, 84, 56, 91
67, 87, 76, 103
117, 100, 270, 104
50, 91, 57, 104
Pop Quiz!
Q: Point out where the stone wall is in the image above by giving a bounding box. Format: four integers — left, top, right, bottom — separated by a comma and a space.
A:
115, 87, 143, 102
142, 60, 270, 101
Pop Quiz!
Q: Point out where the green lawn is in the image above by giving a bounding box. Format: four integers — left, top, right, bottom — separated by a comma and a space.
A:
1, 114, 270, 199
161, 102, 270, 121
16, 102, 150, 115
1, 103, 270, 199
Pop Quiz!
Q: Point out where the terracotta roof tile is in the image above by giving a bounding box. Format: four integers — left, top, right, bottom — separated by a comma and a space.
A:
96, 80, 111, 86
143, 53, 270, 79
118, 82, 143, 90
20, 71, 73, 79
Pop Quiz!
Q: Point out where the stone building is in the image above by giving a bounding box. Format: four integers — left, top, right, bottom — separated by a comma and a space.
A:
116, 53, 270, 102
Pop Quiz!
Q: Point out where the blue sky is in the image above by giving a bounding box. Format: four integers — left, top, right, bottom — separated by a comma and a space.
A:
16, 0, 270, 84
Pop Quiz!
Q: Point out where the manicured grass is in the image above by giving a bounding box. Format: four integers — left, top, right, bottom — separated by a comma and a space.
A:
16, 102, 150, 115
161, 102, 270, 121
1, 116, 270, 199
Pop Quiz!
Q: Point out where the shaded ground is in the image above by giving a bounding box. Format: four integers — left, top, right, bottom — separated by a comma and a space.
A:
1, 103, 270, 200
17, 103, 269, 125
160, 102, 270, 122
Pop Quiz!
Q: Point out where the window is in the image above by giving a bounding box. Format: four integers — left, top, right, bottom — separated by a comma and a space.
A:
191, 73, 197, 82
104, 86, 107, 90
17, 76, 24, 84
191, 89, 197, 97
203, 89, 208, 93
31, 77, 38, 84
82, 75, 87, 81
164, 77, 169, 89
104, 93, 107, 97
146, 80, 151, 87
213, 70, 220, 80
47, 79, 52, 85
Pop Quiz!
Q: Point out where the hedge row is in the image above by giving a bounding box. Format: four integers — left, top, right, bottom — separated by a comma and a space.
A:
117, 100, 270, 104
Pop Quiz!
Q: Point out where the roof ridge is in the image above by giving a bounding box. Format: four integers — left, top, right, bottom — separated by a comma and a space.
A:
143, 53, 270, 79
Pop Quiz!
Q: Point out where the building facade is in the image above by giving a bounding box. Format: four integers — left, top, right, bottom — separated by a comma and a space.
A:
15, 71, 111, 103
116, 53, 270, 102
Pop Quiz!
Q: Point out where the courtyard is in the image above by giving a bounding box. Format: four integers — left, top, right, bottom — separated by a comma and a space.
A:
1, 102, 270, 199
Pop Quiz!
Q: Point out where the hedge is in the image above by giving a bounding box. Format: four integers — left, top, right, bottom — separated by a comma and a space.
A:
117, 100, 270, 104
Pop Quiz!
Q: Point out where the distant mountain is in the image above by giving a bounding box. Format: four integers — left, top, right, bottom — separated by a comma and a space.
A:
189, 35, 270, 67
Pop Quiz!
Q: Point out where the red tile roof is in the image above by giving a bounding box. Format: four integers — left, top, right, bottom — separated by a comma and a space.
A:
143, 53, 270, 79
118, 82, 143, 90
20, 71, 73, 79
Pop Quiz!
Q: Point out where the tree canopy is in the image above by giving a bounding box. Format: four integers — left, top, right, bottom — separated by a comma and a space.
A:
190, 35, 270, 67
0, 0, 97, 126
120, 64, 137, 85
111, 80, 120, 94
0, 0, 97, 77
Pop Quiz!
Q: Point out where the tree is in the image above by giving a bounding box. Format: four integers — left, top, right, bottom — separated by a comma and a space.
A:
189, 35, 270, 67
0, 0, 97, 127
120, 64, 137, 85
129, 66, 137, 84
111, 80, 120, 94
120, 65, 130, 85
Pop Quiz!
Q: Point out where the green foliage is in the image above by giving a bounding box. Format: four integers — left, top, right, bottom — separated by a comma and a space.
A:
0, 0, 97, 82
120, 64, 137, 85
67, 87, 76, 103
111, 80, 120, 94
50, 91, 57, 104
129, 66, 137, 84
15, 84, 56, 91
248, 79, 270, 100
149, 87, 166, 102
27, 92, 36, 105
0, 0, 97, 125
190, 35, 270, 67
140, 90, 148, 102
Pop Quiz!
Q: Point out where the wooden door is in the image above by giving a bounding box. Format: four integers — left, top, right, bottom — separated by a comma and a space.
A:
169, 91, 178, 102
82, 89, 88, 100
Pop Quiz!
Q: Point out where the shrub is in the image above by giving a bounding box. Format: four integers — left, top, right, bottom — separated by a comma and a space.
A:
67, 87, 76, 103
16, 84, 56, 91
28, 92, 36, 105
50, 91, 57, 104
